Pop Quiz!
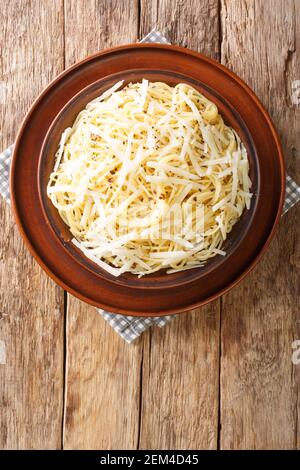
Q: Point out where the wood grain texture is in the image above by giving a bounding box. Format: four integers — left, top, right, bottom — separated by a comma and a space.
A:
139, 307, 220, 449
140, 0, 220, 59
63, 299, 142, 449
0, 0, 65, 449
63, 0, 142, 450
220, 0, 300, 449
64, 0, 139, 65
139, 0, 221, 450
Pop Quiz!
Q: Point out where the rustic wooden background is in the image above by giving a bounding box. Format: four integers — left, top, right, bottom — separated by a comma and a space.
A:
0, 0, 299, 450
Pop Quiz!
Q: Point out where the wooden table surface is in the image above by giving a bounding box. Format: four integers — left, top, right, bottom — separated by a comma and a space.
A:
0, 0, 299, 450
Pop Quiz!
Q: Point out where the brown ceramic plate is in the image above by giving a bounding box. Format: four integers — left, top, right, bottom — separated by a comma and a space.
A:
10, 44, 285, 316
38, 70, 259, 290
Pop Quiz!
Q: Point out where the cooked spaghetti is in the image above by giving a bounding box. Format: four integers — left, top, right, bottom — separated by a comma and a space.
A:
47, 80, 252, 276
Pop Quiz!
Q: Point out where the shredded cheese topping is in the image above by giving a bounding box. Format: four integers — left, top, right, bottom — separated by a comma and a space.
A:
47, 80, 252, 277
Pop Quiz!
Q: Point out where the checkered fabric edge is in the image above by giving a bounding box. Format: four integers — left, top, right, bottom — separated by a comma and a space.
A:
0, 145, 12, 203
1, 30, 299, 342
283, 175, 300, 214
140, 29, 171, 44
99, 310, 173, 343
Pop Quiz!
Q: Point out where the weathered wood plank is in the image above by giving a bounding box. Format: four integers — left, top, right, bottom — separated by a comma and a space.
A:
63, 299, 142, 449
139, 307, 220, 449
138, 0, 221, 450
64, 0, 139, 65
220, 0, 300, 449
63, 0, 141, 450
0, 0, 65, 449
140, 0, 220, 59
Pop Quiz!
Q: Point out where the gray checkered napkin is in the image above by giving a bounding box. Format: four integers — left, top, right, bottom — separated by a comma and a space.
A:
1, 30, 299, 342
